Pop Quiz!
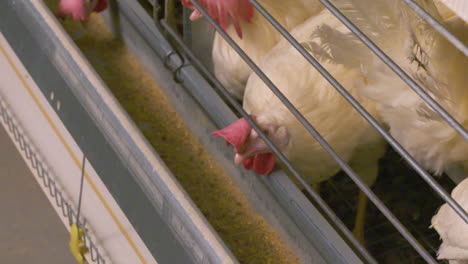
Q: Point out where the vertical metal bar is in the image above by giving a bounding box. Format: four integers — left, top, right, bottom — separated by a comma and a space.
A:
182, 5, 192, 46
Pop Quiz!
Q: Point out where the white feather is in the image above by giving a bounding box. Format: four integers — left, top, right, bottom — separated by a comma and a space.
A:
212, 0, 324, 99
242, 10, 386, 185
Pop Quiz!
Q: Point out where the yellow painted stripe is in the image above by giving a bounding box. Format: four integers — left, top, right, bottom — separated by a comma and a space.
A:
0, 41, 148, 264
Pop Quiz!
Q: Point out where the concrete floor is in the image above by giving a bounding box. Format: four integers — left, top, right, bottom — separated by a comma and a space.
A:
0, 124, 75, 264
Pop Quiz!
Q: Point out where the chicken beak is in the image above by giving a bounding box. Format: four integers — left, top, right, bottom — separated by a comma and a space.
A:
234, 153, 246, 165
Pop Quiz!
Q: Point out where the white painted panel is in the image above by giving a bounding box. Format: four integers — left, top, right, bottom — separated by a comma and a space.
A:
0, 32, 158, 264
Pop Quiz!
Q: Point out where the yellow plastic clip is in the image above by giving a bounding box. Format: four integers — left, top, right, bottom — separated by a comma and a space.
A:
69, 224, 88, 263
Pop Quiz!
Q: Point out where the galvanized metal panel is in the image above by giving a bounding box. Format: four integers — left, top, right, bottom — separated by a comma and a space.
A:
0, 0, 237, 263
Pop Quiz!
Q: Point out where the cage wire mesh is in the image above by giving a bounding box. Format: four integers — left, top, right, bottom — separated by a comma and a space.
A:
136, 0, 466, 263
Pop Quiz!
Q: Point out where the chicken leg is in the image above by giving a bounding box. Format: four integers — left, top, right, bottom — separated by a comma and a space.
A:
164, 0, 177, 29
349, 141, 385, 245
313, 183, 321, 194
353, 190, 369, 244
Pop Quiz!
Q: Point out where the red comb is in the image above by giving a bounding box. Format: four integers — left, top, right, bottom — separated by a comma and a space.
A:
242, 153, 275, 174
212, 117, 253, 148
243, 157, 254, 170
212, 116, 275, 175
181, 0, 254, 38
252, 153, 275, 175
57, 0, 88, 21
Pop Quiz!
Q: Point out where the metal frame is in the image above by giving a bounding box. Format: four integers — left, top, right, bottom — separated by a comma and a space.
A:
157, 0, 467, 263
7, 0, 465, 262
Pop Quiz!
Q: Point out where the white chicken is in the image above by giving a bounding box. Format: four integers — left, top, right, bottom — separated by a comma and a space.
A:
308, 0, 468, 176
432, 177, 468, 264
212, 9, 386, 242
181, 0, 324, 100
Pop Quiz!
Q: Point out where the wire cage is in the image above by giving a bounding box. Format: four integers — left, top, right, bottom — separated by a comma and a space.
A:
135, 0, 466, 263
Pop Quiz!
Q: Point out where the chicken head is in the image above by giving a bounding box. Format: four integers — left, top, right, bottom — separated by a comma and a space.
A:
180, 0, 254, 38
212, 116, 289, 175
56, 0, 108, 22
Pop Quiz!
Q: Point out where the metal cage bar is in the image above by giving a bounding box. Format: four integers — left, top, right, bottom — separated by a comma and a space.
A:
312, 0, 468, 140
246, 0, 468, 221
183, 0, 467, 262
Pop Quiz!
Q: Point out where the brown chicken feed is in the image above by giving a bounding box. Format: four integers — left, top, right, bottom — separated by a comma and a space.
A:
44, 1, 301, 263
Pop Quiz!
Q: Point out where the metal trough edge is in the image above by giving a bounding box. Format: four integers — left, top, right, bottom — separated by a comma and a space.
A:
103, 1, 366, 263
1, 0, 237, 263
